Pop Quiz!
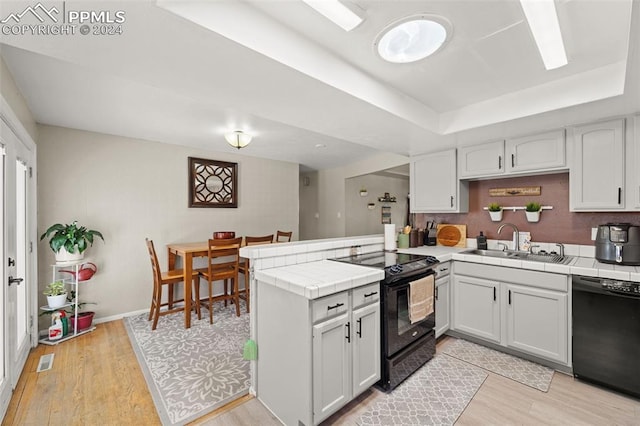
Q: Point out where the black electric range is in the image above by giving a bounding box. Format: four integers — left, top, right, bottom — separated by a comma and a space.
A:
332, 251, 439, 283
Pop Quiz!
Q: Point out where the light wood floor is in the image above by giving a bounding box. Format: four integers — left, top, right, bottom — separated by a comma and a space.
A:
3, 323, 640, 425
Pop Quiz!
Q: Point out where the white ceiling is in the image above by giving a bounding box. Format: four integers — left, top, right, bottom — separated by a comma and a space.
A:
0, 0, 638, 171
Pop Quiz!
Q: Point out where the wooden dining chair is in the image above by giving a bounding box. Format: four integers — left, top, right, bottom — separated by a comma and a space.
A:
275, 230, 293, 242
238, 235, 274, 313
146, 238, 201, 330
196, 237, 243, 323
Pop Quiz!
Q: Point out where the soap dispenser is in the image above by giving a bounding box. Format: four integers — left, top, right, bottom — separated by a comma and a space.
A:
477, 231, 488, 250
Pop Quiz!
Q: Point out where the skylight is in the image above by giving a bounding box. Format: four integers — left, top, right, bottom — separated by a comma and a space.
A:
375, 16, 450, 64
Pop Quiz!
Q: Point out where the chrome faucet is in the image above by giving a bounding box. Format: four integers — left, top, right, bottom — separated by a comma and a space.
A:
497, 223, 520, 251
555, 243, 565, 257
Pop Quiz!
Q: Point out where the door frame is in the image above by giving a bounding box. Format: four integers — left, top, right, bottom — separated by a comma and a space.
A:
0, 94, 38, 419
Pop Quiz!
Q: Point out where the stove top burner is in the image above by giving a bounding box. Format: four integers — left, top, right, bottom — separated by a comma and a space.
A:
331, 251, 439, 282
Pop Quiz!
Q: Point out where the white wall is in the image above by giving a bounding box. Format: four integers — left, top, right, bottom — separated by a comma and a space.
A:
0, 56, 37, 141
345, 174, 409, 237
36, 125, 299, 325
299, 171, 319, 240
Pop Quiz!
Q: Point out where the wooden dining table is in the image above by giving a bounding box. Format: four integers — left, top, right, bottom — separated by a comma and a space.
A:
167, 241, 210, 329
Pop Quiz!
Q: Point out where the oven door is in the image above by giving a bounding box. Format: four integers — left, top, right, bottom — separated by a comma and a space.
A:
382, 270, 436, 357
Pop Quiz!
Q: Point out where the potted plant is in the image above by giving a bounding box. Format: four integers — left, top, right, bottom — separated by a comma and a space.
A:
525, 202, 542, 222
359, 187, 368, 196
43, 280, 68, 308
487, 202, 503, 221
40, 221, 104, 262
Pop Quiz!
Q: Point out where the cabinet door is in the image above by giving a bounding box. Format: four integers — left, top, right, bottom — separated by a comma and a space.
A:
452, 275, 500, 343
630, 115, 640, 209
313, 313, 351, 424
410, 149, 460, 212
570, 118, 625, 210
435, 276, 450, 338
505, 284, 567, 363
506, 130, 565, 173
458, 140, 504, 178
352, 303, 380, 397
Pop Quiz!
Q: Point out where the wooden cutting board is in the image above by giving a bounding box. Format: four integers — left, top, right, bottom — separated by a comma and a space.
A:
436, 224, 467, 247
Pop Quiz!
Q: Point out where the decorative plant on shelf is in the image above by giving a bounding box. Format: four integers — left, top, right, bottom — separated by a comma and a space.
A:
43, 280, 68, 308
487, 202, 503, 222
359, 187, 368, 196
525, 202, 542, 223
40, 221, 104, 262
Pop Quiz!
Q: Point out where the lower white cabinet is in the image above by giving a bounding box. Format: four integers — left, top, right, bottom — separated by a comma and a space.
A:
505, 284, 567, 363
434, 262, 451, 338
452, 275, 501, 343
451, 262, 569, 365
257, 281, 380, 426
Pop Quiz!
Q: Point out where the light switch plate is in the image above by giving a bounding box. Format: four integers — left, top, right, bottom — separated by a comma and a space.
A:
591, 227, 598, 240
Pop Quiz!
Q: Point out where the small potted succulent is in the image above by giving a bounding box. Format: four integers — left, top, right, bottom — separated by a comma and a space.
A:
487, 202, 503, 222
40, 220, 104, 262
43, 280, 68, 309
359, 187, 368, 197
525, 202, 542, 222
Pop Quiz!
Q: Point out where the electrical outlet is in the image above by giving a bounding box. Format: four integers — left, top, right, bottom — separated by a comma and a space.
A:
591, 227, 598, 240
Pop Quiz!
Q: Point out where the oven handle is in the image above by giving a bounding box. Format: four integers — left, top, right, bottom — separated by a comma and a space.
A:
384, 270, 436, 287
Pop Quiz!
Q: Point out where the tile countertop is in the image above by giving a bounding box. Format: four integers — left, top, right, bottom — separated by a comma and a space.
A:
255, 260, 384, 300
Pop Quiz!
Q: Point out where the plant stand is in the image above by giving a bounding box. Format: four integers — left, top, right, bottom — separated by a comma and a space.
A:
39, 260, 96, 345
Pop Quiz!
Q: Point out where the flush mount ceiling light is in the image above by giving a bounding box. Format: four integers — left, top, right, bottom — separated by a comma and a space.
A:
225, 130, 252, 149
375, 15, 451, 64
301, 0, 364, 31
520, 0, 567, 70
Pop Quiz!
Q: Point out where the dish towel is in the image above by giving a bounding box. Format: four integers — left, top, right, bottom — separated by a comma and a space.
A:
409, 275, 435, 324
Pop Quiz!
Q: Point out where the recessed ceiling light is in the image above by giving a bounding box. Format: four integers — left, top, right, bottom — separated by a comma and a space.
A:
301, 0, 364, 32
375, 15, 451, 64
519, 0, 568, 70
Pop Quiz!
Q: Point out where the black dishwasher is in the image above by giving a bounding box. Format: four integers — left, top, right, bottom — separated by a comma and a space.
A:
572, 276, 640, 398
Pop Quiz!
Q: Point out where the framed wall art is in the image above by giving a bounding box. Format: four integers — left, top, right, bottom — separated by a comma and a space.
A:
188, 157, 237, 208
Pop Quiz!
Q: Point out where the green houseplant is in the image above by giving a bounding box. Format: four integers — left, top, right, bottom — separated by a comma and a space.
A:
43, 280, 68, 308
40, 221, 104, 262
487, 202, 503, 221
525, 202, 542, 222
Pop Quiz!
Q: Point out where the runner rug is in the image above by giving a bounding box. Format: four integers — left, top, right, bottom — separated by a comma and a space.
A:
442, 338, 554, 392
124, 301, 250, 425
358, 354, 488, 425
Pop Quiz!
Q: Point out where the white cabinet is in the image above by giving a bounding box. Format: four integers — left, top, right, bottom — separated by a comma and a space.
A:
458, 140, 505, 178
452, 275, 501, 343
630, 115, 640, 209
410, 149, 468, 213
451, 262, 570, 365
506, 129, 565, 173
257, 281, 380, 426
570, 118, 625, 210
434, 262, 451, 338
459, 131, 566, 179
505, 284, 567, 363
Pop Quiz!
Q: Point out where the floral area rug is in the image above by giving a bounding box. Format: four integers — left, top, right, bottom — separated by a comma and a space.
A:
442, 338, 554, 392
358, 354, 488, 425
124, 301, 250, 425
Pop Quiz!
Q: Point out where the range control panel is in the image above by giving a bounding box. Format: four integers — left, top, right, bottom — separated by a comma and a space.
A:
602, 279, 640, 295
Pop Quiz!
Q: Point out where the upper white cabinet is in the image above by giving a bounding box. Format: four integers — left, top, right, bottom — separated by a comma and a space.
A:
570, 118, 625, 211
506, 129, 565, 173
410, 149, 468, 213
629, 115, 640, 209
459, 131, 566, 179
458, 140, 505, 178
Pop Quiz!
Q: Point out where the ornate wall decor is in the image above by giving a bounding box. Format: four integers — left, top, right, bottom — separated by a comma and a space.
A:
188, 157, 237, 208
489, 186, 541, 197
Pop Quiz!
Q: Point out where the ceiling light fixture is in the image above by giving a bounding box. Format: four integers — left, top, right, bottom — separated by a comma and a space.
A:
301, 0, 364, 31
225, 130, 252, 149
374, 15, 451, 64
519, 0, 567, 70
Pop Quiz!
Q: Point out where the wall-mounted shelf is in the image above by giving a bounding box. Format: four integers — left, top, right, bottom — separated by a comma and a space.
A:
378, 192, 396, 203
482, 206, 553, 211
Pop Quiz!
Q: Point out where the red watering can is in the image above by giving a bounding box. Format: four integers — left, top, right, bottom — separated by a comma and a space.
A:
59, 262, 97, 281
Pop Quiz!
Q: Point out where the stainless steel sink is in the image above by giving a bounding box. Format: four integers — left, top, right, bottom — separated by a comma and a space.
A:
463, 249, 574, 265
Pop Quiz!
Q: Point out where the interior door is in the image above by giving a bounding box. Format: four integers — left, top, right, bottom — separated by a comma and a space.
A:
1, 112, 36, 420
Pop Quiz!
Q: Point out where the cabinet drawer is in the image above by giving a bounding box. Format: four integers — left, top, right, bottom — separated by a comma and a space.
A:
312, 291, 349, 323
352, 282, 380, 309
435, 262, 451, 277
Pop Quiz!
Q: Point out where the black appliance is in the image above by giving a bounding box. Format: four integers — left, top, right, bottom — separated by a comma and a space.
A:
572, 275, 640, 398
332, 251, 439, 391
595, 223, 640, 265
